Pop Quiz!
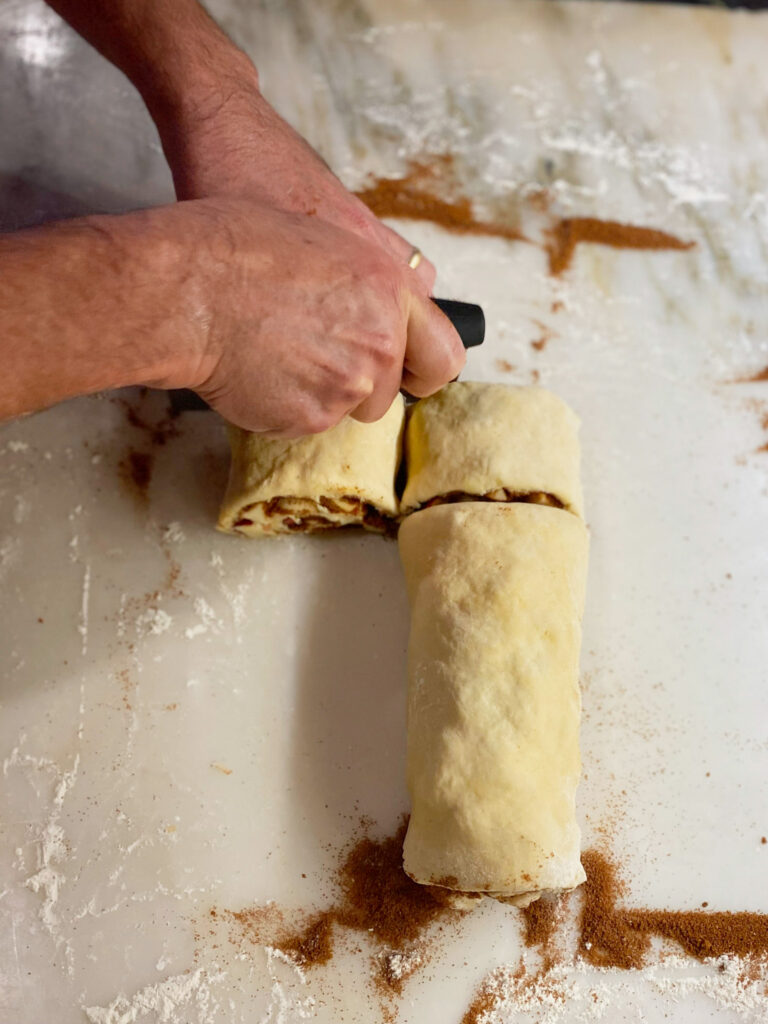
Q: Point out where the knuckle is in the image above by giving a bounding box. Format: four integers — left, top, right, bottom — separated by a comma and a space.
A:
301, 407, 338, 436
371, 330, 402, 370
339, 378, 373, 407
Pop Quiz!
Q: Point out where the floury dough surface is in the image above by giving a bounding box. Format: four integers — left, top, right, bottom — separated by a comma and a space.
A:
218, 395, 404, 535
401, 384, 584, 516
398, 502, 589, 903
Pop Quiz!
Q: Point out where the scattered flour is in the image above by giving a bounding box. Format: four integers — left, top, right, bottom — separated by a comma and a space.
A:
647, 954, 768, 1020
257, 947, 316, 1024
163, 522, 186, 545
24, 820, 68, 936
219, 570, 254, 628
136, 607, 173, 638
4, 740, 80, 974
84, 966, 226, 1024
379, 947, 424, 982
0, 534, 21, 582
465, 954, 768, 1024
79, 562, 91, 655
184, 597, 223, 640
117, 593, 128, 639
13, 495, 29, 524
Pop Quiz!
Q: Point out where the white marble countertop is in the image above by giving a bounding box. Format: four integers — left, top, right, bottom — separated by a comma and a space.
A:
2, 2, 768, 1022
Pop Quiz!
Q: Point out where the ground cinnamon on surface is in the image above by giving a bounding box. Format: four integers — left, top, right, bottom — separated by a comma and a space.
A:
547, 217, 695, 276
580, 849, 768, 968
277, 911, 336, 968
217, 832, 768, 1022
355, 160, 524, 242
495, 359, 516, 373
356, 164, 701, 282
118, 450, 153, 503
461, 963, 531, 1024
579, 850, 650, 969
122, 403, 180, 445
628, 907, 768, 962
376, 947, 426, 997
736, 366, 768, 383
334, 819, 453, 946
224, 817, 457, 983
461, 981, 501, 1024
530, 318, 554, 351
114, 391, 180, 446
520, 895, 560, 952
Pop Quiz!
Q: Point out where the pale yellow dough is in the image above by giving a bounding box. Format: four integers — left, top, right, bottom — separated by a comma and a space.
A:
401, 383, 584, 516
398, 502, 589, 903
218, 396, 404, 536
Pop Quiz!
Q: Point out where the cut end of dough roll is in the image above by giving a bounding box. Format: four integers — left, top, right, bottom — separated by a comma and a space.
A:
401, 383, 584, 518
218, 396, 404, 536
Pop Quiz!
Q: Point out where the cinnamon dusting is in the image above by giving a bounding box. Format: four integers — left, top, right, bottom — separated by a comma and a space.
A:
461, 978, 504, 1024
278, 912, 335, 968
579, 849, 768, 969
521, 895, 561, 953
115, 390, 180, 446
578, 849, 648, 968
118, 450, 153, 503
736, 366, 768, 383
461, 963, 531, 1024
223, 818, 458, 981
547, 217, 695, 276
530, 319, 555, 351
213, 827, 768, 1022
355, 158, 524, 242
355, 159, 704, 294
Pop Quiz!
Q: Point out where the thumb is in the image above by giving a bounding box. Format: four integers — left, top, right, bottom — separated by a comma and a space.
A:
401, 294, 466, 397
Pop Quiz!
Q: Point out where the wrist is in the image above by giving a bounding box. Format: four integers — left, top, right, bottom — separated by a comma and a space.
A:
145, 47, 263, 201
74, 206, 219, 395
140, 35, 260, 144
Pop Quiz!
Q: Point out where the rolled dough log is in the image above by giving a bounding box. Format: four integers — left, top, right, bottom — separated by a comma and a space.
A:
401, 383, 584, 517
218, 396, 404, 536
398, 502, 589, 904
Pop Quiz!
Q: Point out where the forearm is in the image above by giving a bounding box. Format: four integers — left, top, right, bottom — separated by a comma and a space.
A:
45, 0, 258, 139
0, 208, 210, 420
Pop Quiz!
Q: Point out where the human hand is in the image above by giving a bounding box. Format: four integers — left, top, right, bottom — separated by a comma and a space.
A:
30, 2, 462, 432
150, 66, 465, 432
154, 63, 439, 294
174, 198, 464, 436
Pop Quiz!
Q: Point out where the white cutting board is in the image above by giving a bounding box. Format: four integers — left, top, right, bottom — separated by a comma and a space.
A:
2, 2, 768, 1022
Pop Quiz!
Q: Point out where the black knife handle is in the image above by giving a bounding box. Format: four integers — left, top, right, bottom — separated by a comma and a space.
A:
432, 297, 485, 349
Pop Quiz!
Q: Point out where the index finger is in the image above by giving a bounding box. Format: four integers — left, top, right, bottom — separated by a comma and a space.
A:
401, 293, 466, 398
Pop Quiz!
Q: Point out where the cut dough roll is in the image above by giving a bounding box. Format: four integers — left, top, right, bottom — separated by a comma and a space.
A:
218, 396, 404, 536
398, 501, 589, 905
401, 383, 584, 517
